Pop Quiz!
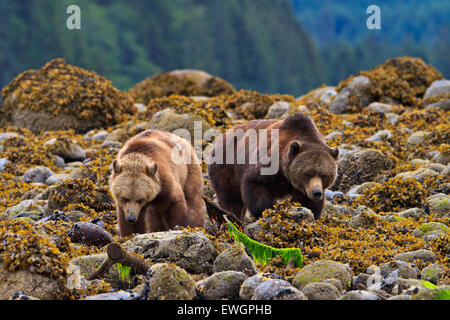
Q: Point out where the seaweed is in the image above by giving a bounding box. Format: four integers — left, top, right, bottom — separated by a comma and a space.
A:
224, 215, 303, 268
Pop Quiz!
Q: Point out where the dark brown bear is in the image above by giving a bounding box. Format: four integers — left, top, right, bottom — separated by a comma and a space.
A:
109, 129, 205, 237
207, 113, 339, 220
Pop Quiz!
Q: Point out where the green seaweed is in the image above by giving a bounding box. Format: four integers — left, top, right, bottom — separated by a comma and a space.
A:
421, 280, 438, 289
224, 215, 303, 268
114, 263, 132, 287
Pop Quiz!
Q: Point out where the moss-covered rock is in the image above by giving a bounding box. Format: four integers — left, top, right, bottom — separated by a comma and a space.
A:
292, 260, 352, 290
212, 243, 258, 276
196, 270, 247, 300
129, 69, 235, 104
332, 149, 394, 193
146, 263, 196, 300
0, 58, 136, 133
334, 57, 443, 112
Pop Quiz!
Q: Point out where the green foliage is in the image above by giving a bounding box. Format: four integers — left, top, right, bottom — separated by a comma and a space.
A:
224, 216, 303, 268
0, 0, 322, 95
291, 0, 450, 84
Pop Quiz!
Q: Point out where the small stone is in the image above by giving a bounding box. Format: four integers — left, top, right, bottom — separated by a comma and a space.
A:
339, 290, 379, 300
365, 130, 391, 142
380, 260, 418, 279
367, 102, 393, 114
406, 131, 434, 147
252, 279, 305, 300
267, 101, 290, 118
212, 243, 258, 276
412, 285, 450, 300
393, 249, 437, 263
424, 79, 450, 99
301, 282, 341, 300
146, 263, 196, 300
397, 208, 426, 220
239, 273, 282, 300
425, 195, 450, 218
23, 166, 54, 183
413, 222, 449, 238
293, 260, 352, 291
420, 264, 445, 284
68, 222, 114, 247
196, 271, 247, 300
0, 158, 9, 172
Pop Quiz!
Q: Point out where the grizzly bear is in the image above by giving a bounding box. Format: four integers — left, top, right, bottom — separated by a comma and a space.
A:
207, 113, 339, 220
109, 129, 205, 237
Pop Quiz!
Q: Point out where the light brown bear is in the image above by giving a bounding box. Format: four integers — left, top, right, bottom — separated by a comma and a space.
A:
109, 129, 205, 237
207, 113, 339, 220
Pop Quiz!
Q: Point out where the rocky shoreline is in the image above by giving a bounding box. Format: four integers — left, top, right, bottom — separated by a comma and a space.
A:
0, 57, 449, 300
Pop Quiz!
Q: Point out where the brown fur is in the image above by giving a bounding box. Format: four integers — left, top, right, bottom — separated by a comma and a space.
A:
207, 113, 339, 220
109, 129, 205, 236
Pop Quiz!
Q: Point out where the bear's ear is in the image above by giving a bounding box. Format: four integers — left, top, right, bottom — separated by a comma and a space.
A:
146, 163, 158, 177
112, 159, 122, 174
330, 147, 339, 160
288, 141, 303, 158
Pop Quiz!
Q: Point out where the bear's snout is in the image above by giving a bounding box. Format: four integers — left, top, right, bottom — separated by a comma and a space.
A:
126, 216, 137, 223
312, 189, 323, 200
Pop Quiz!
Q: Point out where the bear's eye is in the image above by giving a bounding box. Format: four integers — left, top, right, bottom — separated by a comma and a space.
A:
122, 198, 130, 203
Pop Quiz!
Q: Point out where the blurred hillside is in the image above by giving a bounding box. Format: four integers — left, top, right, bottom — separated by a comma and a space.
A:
0, 0, 448, 96
0, 0, 322, 95
292, 0, 450, 85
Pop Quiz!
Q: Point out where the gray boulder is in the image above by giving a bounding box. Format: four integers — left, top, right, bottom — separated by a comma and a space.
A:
212, 243, 258, 276
329, 76, 372, 114
23, 166, 54, 183
293, 260, 352, 291
123, 230, 216, 274
252, 279, 305, 300
393, 249, 437, 264
301, 282, 341, 300
332, 149, 393, 192
146, 263, 196, 300
196, 271, 247, 300
424, 80, 450, 99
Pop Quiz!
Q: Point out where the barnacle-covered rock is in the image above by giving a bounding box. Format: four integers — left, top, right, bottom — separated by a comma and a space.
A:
47, 178, 114, 212
355, 176, 428, 212
212, 242, 258, 276
23, 166, 54, 183
332, 149, 394, 193
147, 109, 211, 146
301, 282, 341, 300
44, 137, 86, 163
141, 95, 230, 127
292, 260, 352, 291
239, 273, 282, 299
145, 263, 196, 300
251, 279, 305, 300
196, 270, 247, 300
212, 89, 295, 120
123, 230, 216, 274
425, 195, 450, 217
0, 58, 136, 133
333, 57, 443, 112
129, 69, 235, 104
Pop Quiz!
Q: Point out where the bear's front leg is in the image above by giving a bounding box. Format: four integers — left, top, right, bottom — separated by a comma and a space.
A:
291, 190, 324, 219
241, 178, 275, 219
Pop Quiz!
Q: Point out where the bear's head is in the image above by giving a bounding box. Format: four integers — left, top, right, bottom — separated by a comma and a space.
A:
284, 141, 339, 201
109, 153, 161, 224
